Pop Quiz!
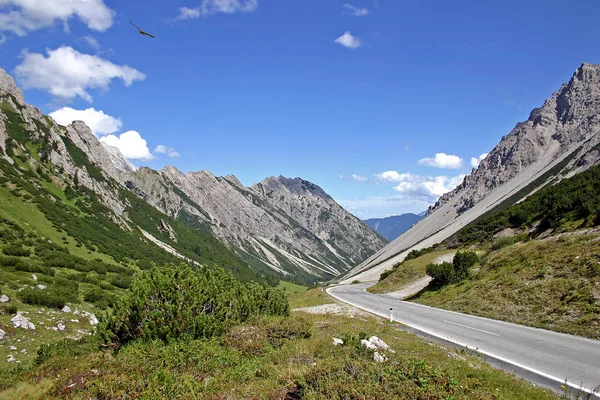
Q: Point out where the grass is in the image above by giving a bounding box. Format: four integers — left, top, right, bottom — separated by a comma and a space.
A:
0, 312, 559, 399
288, 287, 335, 309
412, 233, 600, 339
368, 250, 455, 294
277, 280, 308, 294
0, 283, 99, 370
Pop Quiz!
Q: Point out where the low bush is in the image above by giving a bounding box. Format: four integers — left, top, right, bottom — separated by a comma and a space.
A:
427, 251, 479, 286
100, 264, 289, 346
2, 245, 31, 257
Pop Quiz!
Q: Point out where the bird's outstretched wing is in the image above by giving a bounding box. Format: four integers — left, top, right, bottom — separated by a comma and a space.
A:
130, 20, 142, 31
141, 31, 156, 39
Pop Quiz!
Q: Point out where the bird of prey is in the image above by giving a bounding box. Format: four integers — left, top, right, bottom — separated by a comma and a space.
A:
130, 21, 155, 38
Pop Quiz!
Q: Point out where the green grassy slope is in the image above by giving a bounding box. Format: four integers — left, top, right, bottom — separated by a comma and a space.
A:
413, 234, 600, 339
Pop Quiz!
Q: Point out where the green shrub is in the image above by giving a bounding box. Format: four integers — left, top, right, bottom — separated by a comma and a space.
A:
426, 251, 479, 286
491, 236, 516, 251
2, 245, 31, 257
100, 264, 289, 346
84, 287, 114, 309
1, 304, 17, 314
17, 277, 78, 309
426, 262, 455, 285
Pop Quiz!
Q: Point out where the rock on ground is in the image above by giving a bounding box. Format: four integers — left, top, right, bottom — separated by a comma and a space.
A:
11, 313, 35, 330
0, 295, 9, 303
332, 338, 344, 346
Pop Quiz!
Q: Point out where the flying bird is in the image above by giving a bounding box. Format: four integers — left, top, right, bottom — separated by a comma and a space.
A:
130, 21, 155, 38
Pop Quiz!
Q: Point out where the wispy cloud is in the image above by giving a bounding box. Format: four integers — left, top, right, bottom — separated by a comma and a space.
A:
418, 153, 464, 169
154, 145, 180, 158
177, 0, 258, 20
334, 31, 362, 49
350, 174, 368, 182
343, 3, 370, 17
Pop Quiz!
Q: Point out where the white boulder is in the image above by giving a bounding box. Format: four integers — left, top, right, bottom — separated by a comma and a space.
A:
332, 338, 344, 346
373, 351, 387, 363
32, 274, 38, 281
37, 284, 47, 290
0, 329, 5, 340
11, 313, 35, 330
367, 336, 395, 354
360, 339, 378, 351
0, 295, 9, 303
6, 355, 15, 363
61, 306, 72, 313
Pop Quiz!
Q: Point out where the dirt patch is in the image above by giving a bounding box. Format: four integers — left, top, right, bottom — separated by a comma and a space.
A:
383, 276, 433, 300
292, 303, 371, 318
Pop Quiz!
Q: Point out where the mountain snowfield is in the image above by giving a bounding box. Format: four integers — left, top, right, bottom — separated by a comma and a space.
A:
0, 67, 385, 284
341, 62, 600, 283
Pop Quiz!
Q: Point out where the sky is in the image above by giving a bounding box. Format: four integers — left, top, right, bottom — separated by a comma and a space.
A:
1, 0, 599, 219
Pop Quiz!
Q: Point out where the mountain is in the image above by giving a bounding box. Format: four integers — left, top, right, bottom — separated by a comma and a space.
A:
0, 67, 385, 285
342, 62, 600, 283
364, 214, 423, 242
125, 169, 385, 284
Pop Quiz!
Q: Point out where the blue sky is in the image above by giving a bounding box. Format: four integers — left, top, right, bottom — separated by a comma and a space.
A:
1, 0, 599, 219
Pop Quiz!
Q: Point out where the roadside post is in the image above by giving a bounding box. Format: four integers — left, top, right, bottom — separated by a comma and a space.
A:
390, 308, 393, 322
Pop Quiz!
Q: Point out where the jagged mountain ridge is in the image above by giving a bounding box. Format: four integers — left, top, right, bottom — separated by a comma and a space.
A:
126, 168, 385, 283
342, 62, 600, 283
0, 67, 385, 284
364, 213, 423, 242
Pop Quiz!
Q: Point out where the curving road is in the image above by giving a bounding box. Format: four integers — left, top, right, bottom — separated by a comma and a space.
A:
328, 283, 600, 397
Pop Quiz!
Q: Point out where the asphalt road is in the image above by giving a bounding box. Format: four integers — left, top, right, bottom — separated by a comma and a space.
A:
328, 283, 600, 397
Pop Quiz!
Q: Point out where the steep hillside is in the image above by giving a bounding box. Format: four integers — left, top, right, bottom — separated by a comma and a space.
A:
342, 62, 600, 283
364, 214, 422, 242
125, 170, 385, 284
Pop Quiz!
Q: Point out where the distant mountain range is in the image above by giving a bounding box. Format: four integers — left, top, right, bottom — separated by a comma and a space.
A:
0, 67, 386, 285
364, 213, 423, 242
343, 62, 600, 283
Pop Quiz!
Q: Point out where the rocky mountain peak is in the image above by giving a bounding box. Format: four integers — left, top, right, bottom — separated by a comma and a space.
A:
257, 176, 332, 200
428, 62, 600, 216
0, 68, 25, 105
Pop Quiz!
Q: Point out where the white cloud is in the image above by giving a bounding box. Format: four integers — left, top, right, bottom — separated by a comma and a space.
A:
100, 131, 154, 161
14, 46, 145, 102
418, 153, 464, 169
350, 174, 367, 182
373, 170, 464, 202
392, 174, 465, 199
177, 0, 258, 20
334, 31, 362, 49
343, 3, 370, 16
49, 107, 121, 136
373, 171, 416, 183
154, 145, 180, 158
83, 35, 100, 51
0, 0, 114, 36
470, 153, 488, 168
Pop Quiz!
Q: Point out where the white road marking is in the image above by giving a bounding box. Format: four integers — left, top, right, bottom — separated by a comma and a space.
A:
443, 320, 501, 336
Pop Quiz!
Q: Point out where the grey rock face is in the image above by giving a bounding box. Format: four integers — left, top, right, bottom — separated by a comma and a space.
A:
0, 67, 25, 105
129, 168, 386, 280
345, 63, 600, 282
